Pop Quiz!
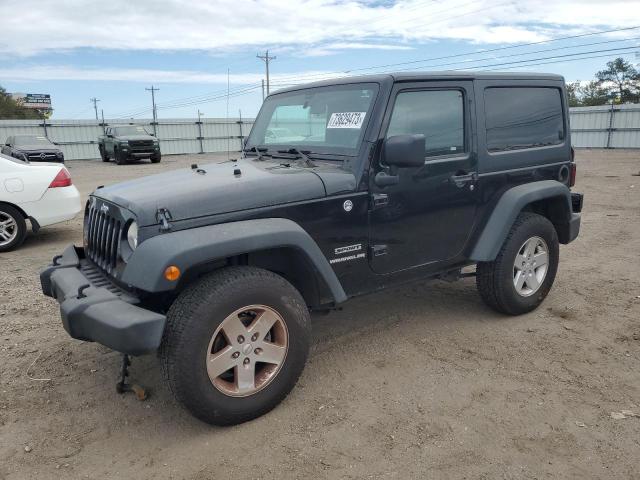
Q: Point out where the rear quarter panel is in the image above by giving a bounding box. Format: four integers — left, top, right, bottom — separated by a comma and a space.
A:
0, 157, 61, 204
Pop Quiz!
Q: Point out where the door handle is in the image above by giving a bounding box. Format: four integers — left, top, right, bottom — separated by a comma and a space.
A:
449, 172, 477, 188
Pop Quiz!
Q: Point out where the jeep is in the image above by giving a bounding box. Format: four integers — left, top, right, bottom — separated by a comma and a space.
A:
41, 72, 583, 426
98, 125, 161, 165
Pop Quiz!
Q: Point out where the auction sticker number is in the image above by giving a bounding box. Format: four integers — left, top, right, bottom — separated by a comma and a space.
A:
327, 112, 366, 129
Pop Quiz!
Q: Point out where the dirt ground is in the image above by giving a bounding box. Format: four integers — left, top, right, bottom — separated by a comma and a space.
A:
0, 149, 639, 479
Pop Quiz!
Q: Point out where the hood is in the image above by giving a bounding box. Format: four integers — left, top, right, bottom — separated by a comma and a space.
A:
116, 134, 156, 141
93, 159, 355, 226
16, 146, 60, 153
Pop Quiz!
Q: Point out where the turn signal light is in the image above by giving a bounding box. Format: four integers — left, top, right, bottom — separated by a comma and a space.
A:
49, 168, 72, 188
164, 265, 181, 282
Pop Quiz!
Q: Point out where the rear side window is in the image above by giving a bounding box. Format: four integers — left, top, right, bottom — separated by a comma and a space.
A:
484, 87, 564, 152
387, 90, 465, 158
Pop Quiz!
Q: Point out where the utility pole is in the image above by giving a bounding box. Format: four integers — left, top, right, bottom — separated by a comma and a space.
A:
197, 109, 204, 154
90, 97, 100, 121
145, 85, 160, 136
257, 50, 276, 95
261, 79, 265, 101
100, 109, 106, 134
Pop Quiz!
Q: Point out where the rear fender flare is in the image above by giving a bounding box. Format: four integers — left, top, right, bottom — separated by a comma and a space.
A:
470, 180, 572, 262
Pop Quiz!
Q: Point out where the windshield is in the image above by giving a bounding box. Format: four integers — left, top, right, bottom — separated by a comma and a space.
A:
14, 135, 53, 147
246, 83, 379, 156
113, 125, 150, 136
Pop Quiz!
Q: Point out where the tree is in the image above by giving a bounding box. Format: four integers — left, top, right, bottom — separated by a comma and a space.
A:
0, 86, 42, 119
579, 81, 611, 107
595, 57, 640, 104
566, 81, 582, 107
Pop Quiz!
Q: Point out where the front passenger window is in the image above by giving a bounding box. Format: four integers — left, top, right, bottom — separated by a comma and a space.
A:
387, 90, 465, 158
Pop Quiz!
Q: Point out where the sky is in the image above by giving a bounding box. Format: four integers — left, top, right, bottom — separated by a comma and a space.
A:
1, 0, 639, 120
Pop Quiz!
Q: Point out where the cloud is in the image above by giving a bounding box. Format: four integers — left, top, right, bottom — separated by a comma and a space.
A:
0, 65, 339, 85
0, 0, 639, 57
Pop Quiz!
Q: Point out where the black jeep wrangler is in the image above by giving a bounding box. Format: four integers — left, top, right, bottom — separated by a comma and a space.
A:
41, 72, 583, 425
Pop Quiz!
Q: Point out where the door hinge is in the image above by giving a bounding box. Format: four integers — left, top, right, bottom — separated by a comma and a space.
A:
371, 244, 388, 257
371, 193, 389, 210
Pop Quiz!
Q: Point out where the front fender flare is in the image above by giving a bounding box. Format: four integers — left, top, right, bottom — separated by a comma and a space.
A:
469, 180, 572, 262
122, 218, 347, 304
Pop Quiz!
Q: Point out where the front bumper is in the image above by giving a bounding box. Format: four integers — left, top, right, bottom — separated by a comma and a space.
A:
40, 245, 166, 355
120, 146, 160, 159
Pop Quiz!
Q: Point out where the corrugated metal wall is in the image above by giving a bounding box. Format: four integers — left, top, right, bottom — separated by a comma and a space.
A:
569, 104, 640, 148
0, 118, 254, 160
2, 105, 639, 159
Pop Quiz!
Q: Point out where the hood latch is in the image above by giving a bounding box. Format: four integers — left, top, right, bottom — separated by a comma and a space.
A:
156, 208, 173, 232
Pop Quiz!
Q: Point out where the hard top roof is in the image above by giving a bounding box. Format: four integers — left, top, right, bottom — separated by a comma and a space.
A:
271, 71, 565, 95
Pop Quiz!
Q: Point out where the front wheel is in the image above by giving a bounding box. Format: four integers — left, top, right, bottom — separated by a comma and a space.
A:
99, 145, 109, 162
476, 212, 559, 315
114, 147, 127, 165
150, 153, 161, 164
0, 204, 27, 252
161, 266, 311, 425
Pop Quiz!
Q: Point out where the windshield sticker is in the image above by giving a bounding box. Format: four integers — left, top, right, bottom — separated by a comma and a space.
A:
327, 112, 366, 129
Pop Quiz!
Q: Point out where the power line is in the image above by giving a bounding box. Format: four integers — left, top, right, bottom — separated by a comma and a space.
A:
271, 25, 640, 85
379, 39, 640, 74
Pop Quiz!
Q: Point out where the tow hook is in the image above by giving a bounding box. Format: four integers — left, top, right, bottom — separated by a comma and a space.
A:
115, 354, 147, 401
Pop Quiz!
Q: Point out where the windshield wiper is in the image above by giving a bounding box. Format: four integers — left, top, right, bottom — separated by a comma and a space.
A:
243, 145, 271, 161
276, 148, 317, 168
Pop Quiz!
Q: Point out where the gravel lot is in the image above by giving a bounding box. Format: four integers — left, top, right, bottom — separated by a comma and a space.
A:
1, 149, 639, 479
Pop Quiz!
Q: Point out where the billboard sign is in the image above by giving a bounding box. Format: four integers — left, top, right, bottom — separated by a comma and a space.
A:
11, 93, 52, 110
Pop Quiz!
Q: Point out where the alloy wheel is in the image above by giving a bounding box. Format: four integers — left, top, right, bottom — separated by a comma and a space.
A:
0, 212, 18, 247
513, 236, 549, 297
206, 305, 289, 397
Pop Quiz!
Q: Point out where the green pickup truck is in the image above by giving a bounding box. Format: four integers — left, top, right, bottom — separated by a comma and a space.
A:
98, 125, 161, 165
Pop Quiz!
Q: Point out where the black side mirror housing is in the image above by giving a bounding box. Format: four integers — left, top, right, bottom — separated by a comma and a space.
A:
383, 134, 425, 168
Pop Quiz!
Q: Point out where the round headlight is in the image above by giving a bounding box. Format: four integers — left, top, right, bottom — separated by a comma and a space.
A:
127, 222, 138, 250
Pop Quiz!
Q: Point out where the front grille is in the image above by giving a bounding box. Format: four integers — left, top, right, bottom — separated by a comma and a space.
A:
27, 153, 57, 160
129, 140, 154, 150
85, 203, 122, 273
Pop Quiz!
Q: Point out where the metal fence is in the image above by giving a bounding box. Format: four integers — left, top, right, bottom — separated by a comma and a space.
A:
569, 103, 640, 148
0, 117, 255, 160
1, 104, 639, 160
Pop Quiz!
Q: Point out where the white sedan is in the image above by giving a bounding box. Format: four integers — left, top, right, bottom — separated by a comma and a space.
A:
0, 152, 81, 252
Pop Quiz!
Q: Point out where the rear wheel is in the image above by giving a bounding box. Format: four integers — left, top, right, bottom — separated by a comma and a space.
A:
0, 204, 27, 252
476, 212, 559, 315
161, 266, 310, 425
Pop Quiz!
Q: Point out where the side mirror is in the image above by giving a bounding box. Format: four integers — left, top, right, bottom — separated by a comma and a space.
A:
383, 134, 425, 168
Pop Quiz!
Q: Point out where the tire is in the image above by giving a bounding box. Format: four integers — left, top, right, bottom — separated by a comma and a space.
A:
150, 154, 161, 164
161, 266, 311, 426
114, 147, 127, 165
476, 212, 559, 315
99, 145, 109, 162
0, 204, 27, 252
